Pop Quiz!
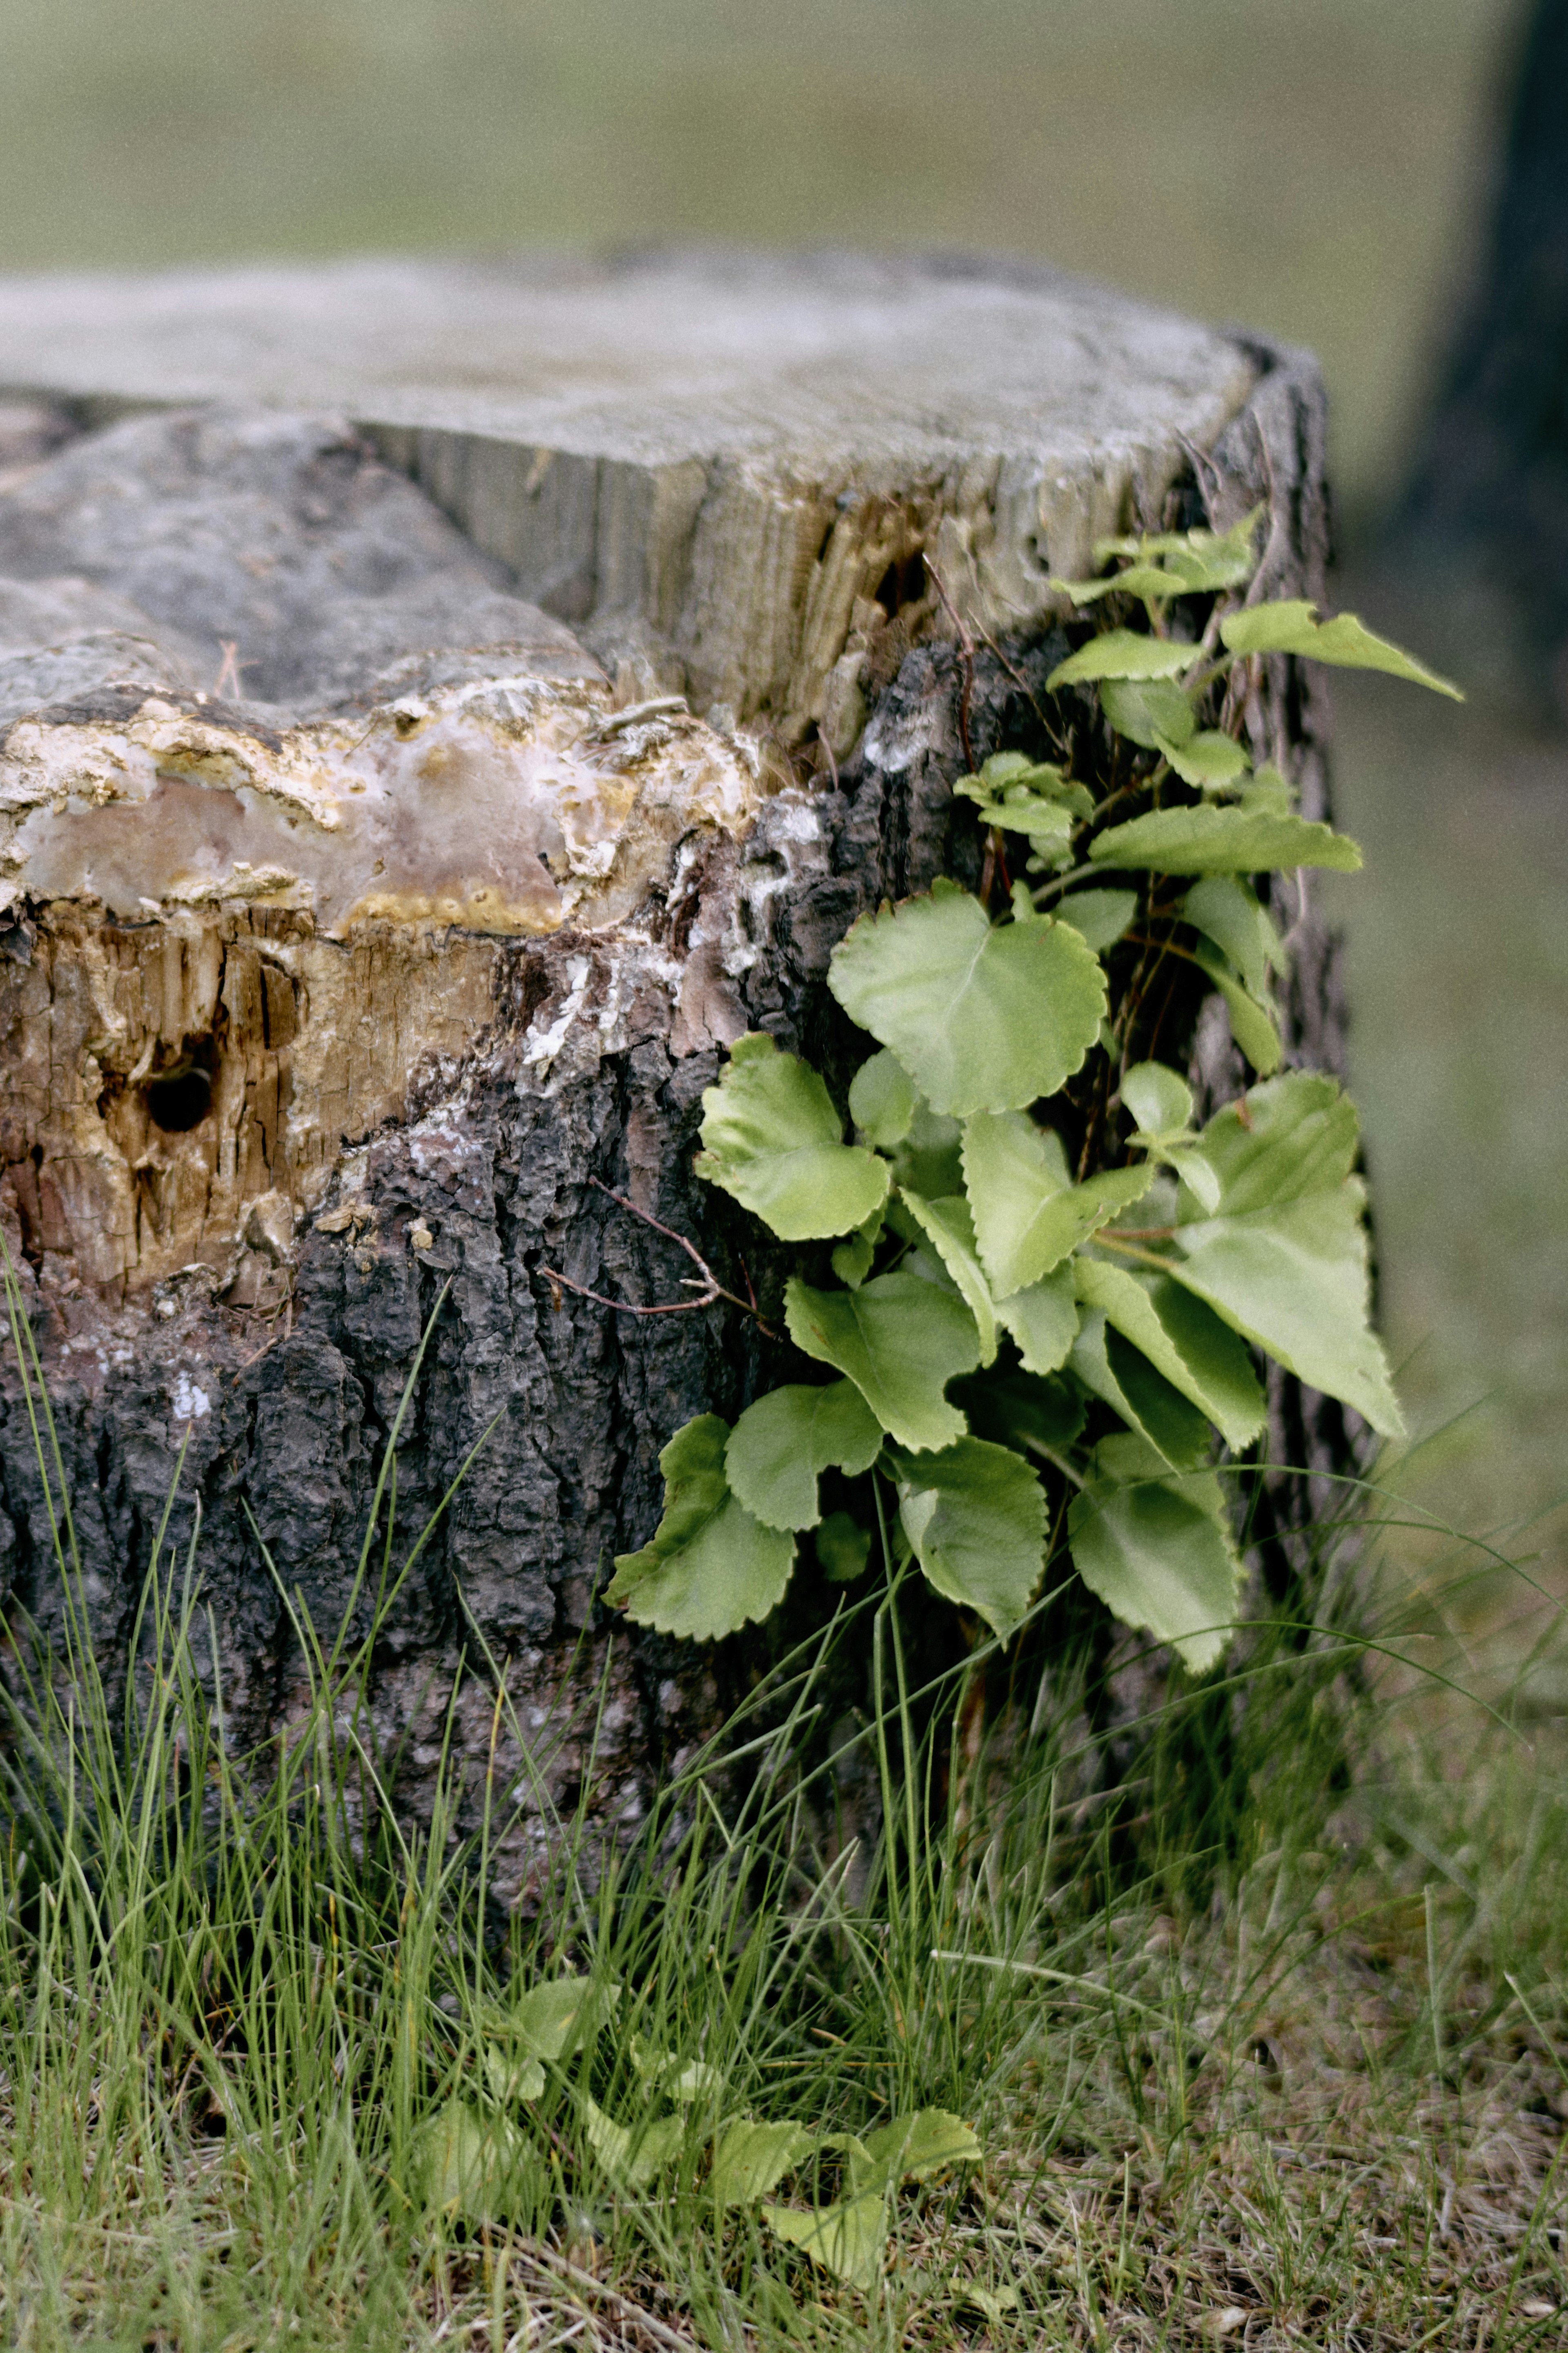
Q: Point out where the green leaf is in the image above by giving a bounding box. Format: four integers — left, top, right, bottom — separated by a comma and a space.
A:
415, 2101, 530, 2224
1068, 1433, 1243, 1673
1169, 1182, 1403, 1434
606, 1416, 797, 1638
497, 1973, 619, 2064
763, 2190, 887, 2288
898, 1190, 998, 1366
1091, 509, 1263, 594
955, 758, 1095, 838
1162, 1146, 1221, 1216
1192, 1071, 1359, 1213
888, 1095, 965, 1198
1182, 875, 1282, 999
848, 1048, 916, 1149
696, 1032, 889, 1240
582, 2099, 687, 2192
1156, 729, 1250, 790
710, 2119, 816, 2209
1055, 887, 1138, 953
1221, 600, 1462, 698
784, 1271, 981, 1452
1047, 629, 1196, 690
827, 878, 1107, 1119
484, 2045, 546, 2104
1122, 1060, 1193, 1139
856, 2110, 982, 2189
627, 2039, 725, 2104
816, 1510, 872, 1581
951, 1365, 1085, 1455
1072, 1259, 1265, 1449
831, 1207, 884, 1288
1091, 804, 1361, 874
993, 1263, 1080, 1376
962, 1109, 1154, 1297
1189, 940, 1282, 1075
1100, 676, 1196, 749
888, 1436, 1047, 1638
725, 1381, 883, 1532
1070, 1308, 1213, 1470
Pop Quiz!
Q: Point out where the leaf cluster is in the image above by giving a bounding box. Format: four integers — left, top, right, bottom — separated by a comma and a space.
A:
608, 515, 1454, 1671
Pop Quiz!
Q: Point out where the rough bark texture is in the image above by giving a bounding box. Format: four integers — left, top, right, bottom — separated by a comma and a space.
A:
0, 262, 1357, 1896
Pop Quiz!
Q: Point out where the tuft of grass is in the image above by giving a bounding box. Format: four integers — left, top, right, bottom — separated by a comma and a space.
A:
0, 1256, 1564, 2348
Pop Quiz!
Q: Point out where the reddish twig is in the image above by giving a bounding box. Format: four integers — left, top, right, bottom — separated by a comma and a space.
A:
539, 1177, 777, 1337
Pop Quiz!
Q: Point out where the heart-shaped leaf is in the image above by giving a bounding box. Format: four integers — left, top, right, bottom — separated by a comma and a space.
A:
828, 879, 1107, 1119
962, 1109, 1154, 1297
696, 1032, 889, 1240
888, 1436, 1047, 1638
725, 1381, 883, 1532
1100, 675, 1197, 749
784, 1272, 981, 1453
763, 2190, 888, 2288
606, 1415, 797, 1638
710, 2119, 816, 2209
848, 1048, 916, 1148
1156, 729, 1250, 791
1068, 1433, 1243, 1672
1055, 886, 1138, 953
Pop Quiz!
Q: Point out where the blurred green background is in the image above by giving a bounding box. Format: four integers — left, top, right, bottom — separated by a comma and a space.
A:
0, 0, 1560, 1659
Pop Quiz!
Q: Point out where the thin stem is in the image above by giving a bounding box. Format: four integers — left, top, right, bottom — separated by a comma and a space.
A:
539, 1176, 777, 1336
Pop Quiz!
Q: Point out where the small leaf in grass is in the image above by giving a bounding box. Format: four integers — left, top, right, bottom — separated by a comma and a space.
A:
415, 2100, 530, 2224
816, 1510, 872, 1582
606, 1415, 797, 1638
581, 2098, 686, 2191
785, 1271, 981, 1452
898, 1190, 998, 1366
1069, 1433, 1243, 1672
1156, 729, 1250, 791
1122, 1059, 1194, 1140
1055, 886, 1138, 953
710, 2118, 817, 2208
725, 1381, 883, 1531
1071, 1259, 1265, 1450
827, 878, 1107, 1119
490, 1973, 621, 2063
1090, 803, 1362, 874
763, 2190, 888, 2288
856, 2110, 982, 2188
1182, 874, 1283, 999
696, 1032, 889, 1240
1100, 675, 1196, 749
1221, 600, 1462, 697
848, 1048, 916, 1149
1070, 1308, 1214, 1470
484, 2045, 546, 2103
1189, 940, 1282, 1074
962, 1109, 1154, 1297
1047, 629, 1196, 690
888, 1436, 1047, 1638
993, 1262, 1080, 1376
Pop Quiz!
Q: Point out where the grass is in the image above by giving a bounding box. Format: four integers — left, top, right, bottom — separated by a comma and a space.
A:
0, 1254, 1564, 2350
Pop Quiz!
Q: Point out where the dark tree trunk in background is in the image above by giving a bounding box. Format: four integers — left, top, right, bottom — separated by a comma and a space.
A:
1389, 0, 1568, 714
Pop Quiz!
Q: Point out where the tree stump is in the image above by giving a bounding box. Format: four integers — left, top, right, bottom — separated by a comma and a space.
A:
0, 256, 1343, 1898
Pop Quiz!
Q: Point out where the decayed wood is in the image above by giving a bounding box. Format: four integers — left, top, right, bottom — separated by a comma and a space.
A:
0, 261, 1349, 1891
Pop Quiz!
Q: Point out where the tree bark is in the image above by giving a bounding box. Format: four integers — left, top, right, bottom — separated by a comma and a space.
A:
1387, 0, 1568, 716
0, 259, 1353, 1896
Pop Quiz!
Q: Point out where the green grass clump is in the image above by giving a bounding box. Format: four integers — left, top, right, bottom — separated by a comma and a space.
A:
0, 1277, 1563, 2348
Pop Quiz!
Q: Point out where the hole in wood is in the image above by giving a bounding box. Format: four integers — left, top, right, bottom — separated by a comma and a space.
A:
145, 1061, 213, 1134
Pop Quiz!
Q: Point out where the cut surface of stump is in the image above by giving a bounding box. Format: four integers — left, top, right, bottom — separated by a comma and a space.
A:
0, 255, 1344, 1898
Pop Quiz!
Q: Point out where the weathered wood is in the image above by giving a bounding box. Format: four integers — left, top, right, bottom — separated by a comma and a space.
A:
0, 257, 1346, 1892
